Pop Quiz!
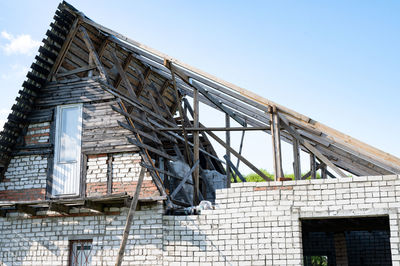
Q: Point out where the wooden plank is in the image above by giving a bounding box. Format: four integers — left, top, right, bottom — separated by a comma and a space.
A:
114, 53, 133, 90
136, 66, 151, 97
56, 65, 96, 78
99, 80, 176, 128
112, 106, 177, 144
170, 160, 199, 199
110, 49, 136, 98
205, 130, 270, 181
191, 80, 247, 127
115, 167, 145, 266
127, 137, 176, 161
117, 121, 162, 145
279, 113, 347, 178
111, 105, 155, 131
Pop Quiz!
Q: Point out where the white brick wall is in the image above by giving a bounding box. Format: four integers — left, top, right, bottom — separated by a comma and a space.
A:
1, 175, 400, 265
0, 203, 164, 266
0, 155, 47, 191
86, 153, 151, 185
163, 175, 400, 265
112, 153, 151, 182
86, 155, 108, 184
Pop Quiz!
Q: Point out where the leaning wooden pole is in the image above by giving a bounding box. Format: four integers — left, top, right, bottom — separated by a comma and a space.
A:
115, 167, 146, 266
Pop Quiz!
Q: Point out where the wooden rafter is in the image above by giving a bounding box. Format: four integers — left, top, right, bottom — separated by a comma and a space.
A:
205, 128, 270, 181
279, 113, 347, 178
50, 17, 81, 81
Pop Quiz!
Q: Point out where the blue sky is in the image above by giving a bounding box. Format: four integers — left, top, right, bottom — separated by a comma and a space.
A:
0, 1, 399, 175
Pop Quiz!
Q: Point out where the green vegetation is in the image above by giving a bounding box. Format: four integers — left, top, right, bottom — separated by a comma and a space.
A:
310, 256, 328, 266
230, 169, 321, 183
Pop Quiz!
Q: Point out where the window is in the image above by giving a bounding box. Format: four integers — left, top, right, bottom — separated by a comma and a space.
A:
52, 104, 83, 196
69, 240, 92, 266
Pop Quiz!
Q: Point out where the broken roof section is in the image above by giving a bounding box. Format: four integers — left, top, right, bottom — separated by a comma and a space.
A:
1, 1, 400, 204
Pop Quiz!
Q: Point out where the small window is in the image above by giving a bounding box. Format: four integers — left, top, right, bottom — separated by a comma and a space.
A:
59, 106, 81, 163
69, 240, 93, 266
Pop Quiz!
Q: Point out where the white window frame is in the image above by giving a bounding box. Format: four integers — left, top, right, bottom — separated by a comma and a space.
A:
52, 103, 83, 197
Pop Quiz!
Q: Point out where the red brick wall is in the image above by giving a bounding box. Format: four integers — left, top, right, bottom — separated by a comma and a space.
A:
86, 180, 160, 198
0, 188, 46, 201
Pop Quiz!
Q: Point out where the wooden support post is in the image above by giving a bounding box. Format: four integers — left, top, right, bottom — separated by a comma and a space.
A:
310, 154, 317, 179
269, 106, 283, 180
107, 154, 113, 194
321, 163, 327, 179
115, 167, 146, 266
193, 87, 200, 205
293, 139, 301, 180
226, 114, 231, 187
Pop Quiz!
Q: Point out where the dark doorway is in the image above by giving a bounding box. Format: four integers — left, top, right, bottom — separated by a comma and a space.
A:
301, 216, 392, 266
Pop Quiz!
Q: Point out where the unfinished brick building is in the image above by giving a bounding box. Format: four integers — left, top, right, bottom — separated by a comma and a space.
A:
1, 2, 400, 265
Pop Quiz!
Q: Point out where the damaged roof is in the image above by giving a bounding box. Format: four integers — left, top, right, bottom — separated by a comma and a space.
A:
1, 0, 400, 186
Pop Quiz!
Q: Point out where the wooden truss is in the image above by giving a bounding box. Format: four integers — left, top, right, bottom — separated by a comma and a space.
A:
32, 2, 399, 209
3, 2, 400, 209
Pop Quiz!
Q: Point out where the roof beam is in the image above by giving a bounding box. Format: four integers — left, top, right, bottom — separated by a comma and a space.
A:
278, 113, 347, 178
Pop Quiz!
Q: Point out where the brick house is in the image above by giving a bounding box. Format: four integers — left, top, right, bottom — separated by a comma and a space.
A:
1, 2, 400, 265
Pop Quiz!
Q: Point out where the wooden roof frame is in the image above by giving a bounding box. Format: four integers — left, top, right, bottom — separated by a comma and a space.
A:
1, 1, 400, 207
62, 1, 400, 175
